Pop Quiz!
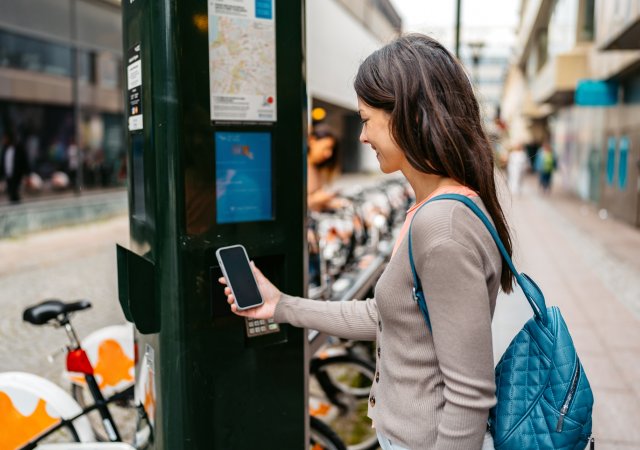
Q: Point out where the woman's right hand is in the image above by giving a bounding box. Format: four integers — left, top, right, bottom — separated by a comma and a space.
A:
218, 261, 282, 320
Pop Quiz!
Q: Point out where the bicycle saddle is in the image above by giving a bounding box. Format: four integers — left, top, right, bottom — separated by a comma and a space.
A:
23, 299, 92, 325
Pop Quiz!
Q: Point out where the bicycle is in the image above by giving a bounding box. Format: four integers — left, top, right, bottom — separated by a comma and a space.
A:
0, 299, 149, 450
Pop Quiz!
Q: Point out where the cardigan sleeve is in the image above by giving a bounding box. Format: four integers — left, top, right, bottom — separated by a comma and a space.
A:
416, 237, 497, 450
273, 294, 378, 341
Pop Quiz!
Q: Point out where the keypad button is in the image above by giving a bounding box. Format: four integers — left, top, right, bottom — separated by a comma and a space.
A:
268, 324, 279, 330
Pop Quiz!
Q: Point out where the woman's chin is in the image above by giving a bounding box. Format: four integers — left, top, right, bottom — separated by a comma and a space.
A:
379, 164, 393, 174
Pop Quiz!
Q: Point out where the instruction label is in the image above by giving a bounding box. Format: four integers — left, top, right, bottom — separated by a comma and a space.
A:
127, 43, 143, 131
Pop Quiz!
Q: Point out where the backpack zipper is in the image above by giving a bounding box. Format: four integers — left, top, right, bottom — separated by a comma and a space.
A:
556, 359, 581, 432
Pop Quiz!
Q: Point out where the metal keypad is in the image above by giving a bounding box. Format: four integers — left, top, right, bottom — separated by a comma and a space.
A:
245, 317, 280, 337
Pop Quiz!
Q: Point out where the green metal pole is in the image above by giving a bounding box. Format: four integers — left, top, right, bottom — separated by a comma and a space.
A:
119, 1, 308, 448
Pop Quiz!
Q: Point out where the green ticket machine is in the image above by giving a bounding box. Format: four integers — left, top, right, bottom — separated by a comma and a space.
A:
116, 1, 308, 448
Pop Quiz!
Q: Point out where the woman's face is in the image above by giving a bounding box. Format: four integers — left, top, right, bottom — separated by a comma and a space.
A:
308, 136, 335, 165
358, 100, 406, 174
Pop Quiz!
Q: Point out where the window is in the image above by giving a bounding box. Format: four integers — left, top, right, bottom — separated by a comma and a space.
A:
579, 0, 595, 41
536, 28, 548, 71
97, 53, 121, 89
78, 50, 96, 84
0, 29, 72, 77
547, 0, 579, 58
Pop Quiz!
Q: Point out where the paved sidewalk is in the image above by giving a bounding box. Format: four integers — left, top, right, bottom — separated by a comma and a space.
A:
493, 176, 640, 450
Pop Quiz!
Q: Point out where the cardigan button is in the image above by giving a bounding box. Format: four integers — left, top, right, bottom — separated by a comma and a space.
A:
378, 320, 382, 332
375, 371, 380, 383
377, 346, 381, 357
369, 395, 376, 406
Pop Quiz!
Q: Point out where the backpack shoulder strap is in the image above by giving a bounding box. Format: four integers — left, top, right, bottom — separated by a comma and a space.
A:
408, 193, 547, 332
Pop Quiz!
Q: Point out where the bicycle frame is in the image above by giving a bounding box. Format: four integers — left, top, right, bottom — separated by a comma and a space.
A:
63, 316, 123, 442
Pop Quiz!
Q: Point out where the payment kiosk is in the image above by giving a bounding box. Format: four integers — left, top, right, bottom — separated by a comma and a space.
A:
117, 1, 308, 448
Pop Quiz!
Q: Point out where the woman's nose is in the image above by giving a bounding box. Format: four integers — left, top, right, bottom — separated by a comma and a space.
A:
359, 128, 368, 144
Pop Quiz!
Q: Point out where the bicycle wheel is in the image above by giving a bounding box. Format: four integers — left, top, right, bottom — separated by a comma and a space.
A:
310, 416, 347, 450
311, 355, 379, 450
311, 355, 374, 400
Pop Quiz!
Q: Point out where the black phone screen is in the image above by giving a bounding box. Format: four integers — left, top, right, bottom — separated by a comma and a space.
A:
218, 246, 263, 309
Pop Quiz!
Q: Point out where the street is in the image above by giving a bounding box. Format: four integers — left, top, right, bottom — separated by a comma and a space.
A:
1, 175, 639, 449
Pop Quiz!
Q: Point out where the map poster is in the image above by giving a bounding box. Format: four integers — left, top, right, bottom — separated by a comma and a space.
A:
208, 0, 277, 123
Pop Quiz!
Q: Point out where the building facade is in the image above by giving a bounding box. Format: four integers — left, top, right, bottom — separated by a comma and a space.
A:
306, 0, 402, 173
502, 0, 640, 227
0, 0, 401, 199
0, 0, 125, 193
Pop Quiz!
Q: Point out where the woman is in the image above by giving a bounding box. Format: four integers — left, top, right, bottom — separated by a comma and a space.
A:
307, 124, 340, 211
507, 143, 529, 196
220, 34, 514, 449
535, 141, 556, 194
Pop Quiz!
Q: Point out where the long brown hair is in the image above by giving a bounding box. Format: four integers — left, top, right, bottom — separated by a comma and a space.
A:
354, 34, 514, 293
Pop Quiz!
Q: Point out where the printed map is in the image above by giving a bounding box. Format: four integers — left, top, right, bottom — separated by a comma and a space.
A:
209, 16, 276, 97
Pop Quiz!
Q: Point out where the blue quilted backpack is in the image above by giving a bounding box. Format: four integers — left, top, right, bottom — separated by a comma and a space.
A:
408, 194, 594, 450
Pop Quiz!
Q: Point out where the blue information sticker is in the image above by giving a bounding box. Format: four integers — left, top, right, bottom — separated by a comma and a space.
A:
255, 0, 273, 19
215, 132, 273, 224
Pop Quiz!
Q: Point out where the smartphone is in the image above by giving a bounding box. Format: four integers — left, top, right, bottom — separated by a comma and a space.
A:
215, 245, 264, 311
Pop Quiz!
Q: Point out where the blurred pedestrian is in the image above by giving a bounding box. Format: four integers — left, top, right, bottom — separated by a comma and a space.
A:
66, 138, 80, 191
535, 141, 556, 194
307, 124, 341, 211
507, 143, 528, 196
1, 132, 30, 204
220, 34, 513, 450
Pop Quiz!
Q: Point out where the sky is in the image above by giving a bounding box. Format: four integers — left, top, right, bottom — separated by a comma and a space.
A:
390, 0, 522, 57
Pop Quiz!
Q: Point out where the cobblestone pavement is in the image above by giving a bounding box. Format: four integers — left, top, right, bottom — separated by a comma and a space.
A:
0, 216, 129, 378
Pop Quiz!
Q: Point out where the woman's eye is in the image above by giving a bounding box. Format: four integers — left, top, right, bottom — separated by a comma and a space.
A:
360, 118, 368, 125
